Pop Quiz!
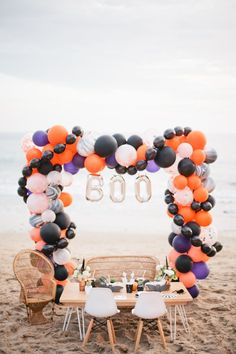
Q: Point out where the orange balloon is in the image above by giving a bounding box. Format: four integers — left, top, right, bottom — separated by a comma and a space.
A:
186, 130, 207, 150
165, 136, 181, 151
26, 147, 42, 161
187, 175, 201, 190
193, 187, 209, 202
137, 144, 148, 160
179, 136, 187, 144
178, 206, 195, 222
195, 210, 212, 226
179, 271, 196, 288
187, 246, 209, 262
173, 175, 188, 190
60, 229, 67, 238
56, 279, 68, 286
168, 249, 185, 265
59, 192, 73, 207
30, 227, 42, 242
57, 148, 74, 165
191, 149, 206, 165
42, 143, 54, 152
65, 260, 77, 276
84, 154, 106, 174
48, 125, 68, 145
67, 137, 80, 153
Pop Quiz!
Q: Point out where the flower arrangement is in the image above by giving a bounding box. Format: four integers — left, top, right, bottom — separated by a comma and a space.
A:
73, 258, 91, 282
155, 257, 178, 282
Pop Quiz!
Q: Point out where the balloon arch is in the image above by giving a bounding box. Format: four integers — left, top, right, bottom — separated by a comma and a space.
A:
17, 125, 223, 302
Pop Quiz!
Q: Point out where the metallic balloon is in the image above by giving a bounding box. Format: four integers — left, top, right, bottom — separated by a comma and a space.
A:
86, 174, 104, 202
135, 175, 152, 203
110, 175, 126, 203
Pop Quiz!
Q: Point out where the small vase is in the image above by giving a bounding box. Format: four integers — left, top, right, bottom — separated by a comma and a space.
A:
79, 280, 86, 292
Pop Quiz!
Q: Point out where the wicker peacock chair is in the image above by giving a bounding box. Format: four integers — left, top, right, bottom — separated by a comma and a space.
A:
13, 249, 56, 324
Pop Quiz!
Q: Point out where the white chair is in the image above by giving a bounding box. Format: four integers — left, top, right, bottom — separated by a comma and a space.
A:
131, 292, 167, 352
82, 288, 120, 353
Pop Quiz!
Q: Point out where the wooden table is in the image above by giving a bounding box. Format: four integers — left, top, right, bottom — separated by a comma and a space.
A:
60, 281, 193, 342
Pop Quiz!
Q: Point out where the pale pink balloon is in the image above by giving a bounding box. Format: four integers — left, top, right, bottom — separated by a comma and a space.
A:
174, 187, 193, 206
177, 143, 193, 158
27, 173, 48, 193
35, 240, 46, 251
27, 193, 49, 214
21, 133, 34, 153
42, 209, 56, 222
115, 144, 137, 167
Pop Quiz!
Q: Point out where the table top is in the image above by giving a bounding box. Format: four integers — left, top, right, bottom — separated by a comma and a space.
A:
60, 282, 193, 307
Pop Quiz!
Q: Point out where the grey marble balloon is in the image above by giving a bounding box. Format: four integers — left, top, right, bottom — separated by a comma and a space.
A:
49, 199, 64, 213
77, 131, 97, 157
46, 185, 61, 200
204, 146, 217, 164
29, 214, 44, 227
195, 163, 210, 180
203, 177, 216, 193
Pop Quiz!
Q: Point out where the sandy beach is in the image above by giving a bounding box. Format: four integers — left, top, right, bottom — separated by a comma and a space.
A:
0, 228, 235, 354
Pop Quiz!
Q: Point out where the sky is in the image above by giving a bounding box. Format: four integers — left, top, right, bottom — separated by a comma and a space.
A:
0, 0, 236, 135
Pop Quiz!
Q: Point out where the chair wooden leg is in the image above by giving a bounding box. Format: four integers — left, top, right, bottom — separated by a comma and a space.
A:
83, 318, 94, 347
134, 319, 143, 353
107, 319, 116, 353
110, 319, 116, 344
157, 318, 167, 349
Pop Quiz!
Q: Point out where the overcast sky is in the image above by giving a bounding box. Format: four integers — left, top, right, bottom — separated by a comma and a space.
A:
0, 0, 236, 135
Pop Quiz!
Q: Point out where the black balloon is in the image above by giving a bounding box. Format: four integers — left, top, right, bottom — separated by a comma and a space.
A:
213, 241, 223, 252
184, 127, 192, 136
54, 144, 66, 154
55, 284, 64, 304
113, 133, 126, 146
168, 203, 179, 215
185, 221, 201, 236
207, 246, 217, 257
42, 150, 54, 160
72, 126, 83, 137
40, 222, 61, 245
115, 165, 127, 174
38, 160, 53, 175
57, 238, 69, 249
55, 212, 71, 230
168, 232, 177, 246
17, 186, 27, 197
181, 226, 193, 238
201, 201, 212, 211
127, 166, 137, 175
53, 164, 62, 172
173, 214, 184, 226
164, 129, 175, 139
191, 236, 202, 247
127, 135, 143, 150
164, 194, 174, 204
145, 148, 157, 160
207, 195, 216, 207
94, 135, 118, 158
155, 147, 176, 168
178, 158, 196, 177
30, 158, 41, 168
191, 201, 201, 211
18, 176, 27, 187
153, 136, 165, 148
41, 244, 55, 256
165, 189, 173, 195
69, 221, 77, 229
174, 126, 184, 136
66, 134, 76, 144
66, 228, 76, 239
54, 265, 68, 281
136, 160, 147, 171
175, 255, 193, 273
22, 166, 32, 177
201, 243, 211, 254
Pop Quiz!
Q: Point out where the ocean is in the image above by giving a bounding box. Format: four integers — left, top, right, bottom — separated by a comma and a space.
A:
0, 132, 236, 235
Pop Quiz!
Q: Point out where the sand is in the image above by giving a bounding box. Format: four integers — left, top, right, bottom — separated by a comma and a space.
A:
0, 229, 236, 354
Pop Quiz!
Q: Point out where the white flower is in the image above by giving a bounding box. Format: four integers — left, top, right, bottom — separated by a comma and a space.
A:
164, 269, 175, 277
156, 264, 164, 271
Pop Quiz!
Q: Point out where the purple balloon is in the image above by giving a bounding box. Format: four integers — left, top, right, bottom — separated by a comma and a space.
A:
192, 261, 209, 280
173, 235, 191, 253
146, 160, 160, 173
187, 284, 199, 298
72, 153, 85, 168
64, 162, 79, 175
32, 130, 49, 146
105, 153, 118, 168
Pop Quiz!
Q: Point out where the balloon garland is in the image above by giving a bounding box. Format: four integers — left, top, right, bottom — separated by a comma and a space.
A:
17, 125, 222, 301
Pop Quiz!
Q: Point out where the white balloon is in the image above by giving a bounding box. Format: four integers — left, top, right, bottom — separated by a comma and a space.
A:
77, 131, 97, 157
171, 222, 182, 235
42, 209, 56, 222
47, 171, 62, 185
177, 143, 193, 158
53, 248, 71, 265
200, 225, 218, 246
61, 172, 73, 187
174, 187, 193, 206
167, 175, 178, 194
115, 144, 137, 167
203, 177, 216, 193
164, 155, 181, 175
